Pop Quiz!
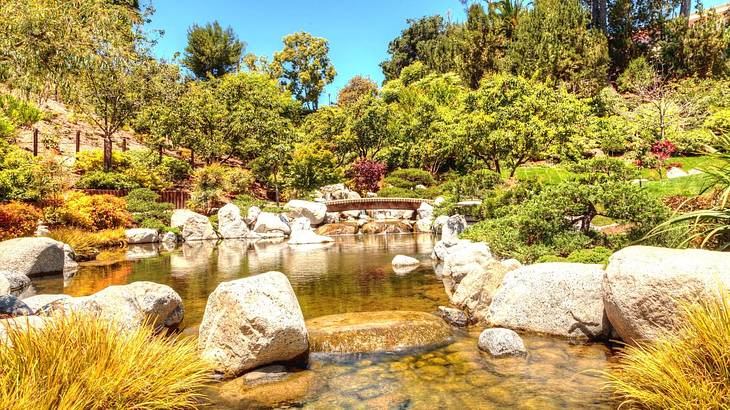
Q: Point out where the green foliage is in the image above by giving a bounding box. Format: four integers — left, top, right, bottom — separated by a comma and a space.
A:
564, 246, 614, 264
73, 149, 192, 190
388, 168, 436, 187
507, 0, 609, 95
271, 32, 336, 111
617, 57, 656, 94
125, 188, 173, 228
0, 143, 68, 202
285, 141, 341, 194
380, 16, 448, 82
0, 94, 43, 127
188, 164, 254, 214
443, 169, 502, 201
338, 76, 378, 107
182, 21, 244, 79
75, 171, 141, 190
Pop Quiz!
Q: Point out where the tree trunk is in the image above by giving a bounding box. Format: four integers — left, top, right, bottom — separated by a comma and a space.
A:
103, 135, 113, 172
680, 0, 691, 17
592, 0, 608, 33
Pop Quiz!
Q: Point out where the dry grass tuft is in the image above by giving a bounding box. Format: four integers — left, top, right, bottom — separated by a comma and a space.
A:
605, 290, 730, 409
0, 313, 211, 409
48, 227, 127, 260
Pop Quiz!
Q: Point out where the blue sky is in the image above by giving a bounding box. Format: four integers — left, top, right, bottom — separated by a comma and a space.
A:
146, 0, 728, 104
146, 0, 466, 103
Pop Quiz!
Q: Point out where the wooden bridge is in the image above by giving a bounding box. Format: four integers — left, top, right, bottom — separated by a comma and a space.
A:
325, 197, 433, 212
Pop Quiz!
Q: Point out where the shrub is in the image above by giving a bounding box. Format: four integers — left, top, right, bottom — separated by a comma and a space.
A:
566, 246, 613, 264
187, 165, 228, 214
158, 156, 193, 184
125, 188, 173, 228
285, 141, 342, 194
52, 192, 131, 231
443, 169, 502, 201
606, 291, 730, 408
347, 159, 387, 193
0, 202, 42, 241
617, 57, 656, 94
0, 145, 68, 202
232, 194, 285, 214
73, 150, 129, 174
0, 115, 15, 138
47, 228, 127, 261
388, 168, 435, 187
0, 94, 43, 127
75, 171, 141, 190
224, 167, 255, 195
0, 313, 210, 410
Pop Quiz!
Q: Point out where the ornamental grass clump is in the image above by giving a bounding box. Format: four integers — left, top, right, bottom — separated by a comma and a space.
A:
605, 291, 730, 409
0, 314, 211, 409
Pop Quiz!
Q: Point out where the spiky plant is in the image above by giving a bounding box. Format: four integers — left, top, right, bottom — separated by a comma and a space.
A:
605, 290, 730, 408
0, 314, 211, 409
644, 136, 730, 249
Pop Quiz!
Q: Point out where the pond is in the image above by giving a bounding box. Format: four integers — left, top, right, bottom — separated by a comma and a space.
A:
33, 234, 616, 409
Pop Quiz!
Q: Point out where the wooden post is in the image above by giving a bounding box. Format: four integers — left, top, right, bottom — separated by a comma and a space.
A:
32, 129, 39, 156
190, 149, 195, 167
121, 137, 127, 152
75, 130, 81, 153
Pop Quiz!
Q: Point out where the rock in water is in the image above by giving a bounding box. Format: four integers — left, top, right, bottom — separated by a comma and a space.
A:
441, 215, 467, 244
0, 295, 32, 317
285, 200, 327, 226
171, 209, 218, 241
306, 311, 453, 354
604, 246, 730, 343
315, 223, 358, 236
125, 228, 159, 244
287, 230, 334, 245
0, 237, 67, 277
0, 271, 31, 296
253, 213, 292, 237
488, 263, 608, 339
198, 272, 308, 377
414, 217, 434, 233
360, 221, 412, 234
437, 306, 469, 327
392, 255, 420, 268
417, 202, 434, 220
478, 328, 527, 357
218, 203, 250, 239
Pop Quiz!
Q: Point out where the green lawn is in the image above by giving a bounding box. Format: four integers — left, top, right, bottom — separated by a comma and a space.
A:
506, 164, 573, 184
642, 174, 713, 198
639, 156, 723, 179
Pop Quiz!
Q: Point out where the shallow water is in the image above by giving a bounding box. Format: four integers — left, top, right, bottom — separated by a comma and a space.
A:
33, 234, 615, 409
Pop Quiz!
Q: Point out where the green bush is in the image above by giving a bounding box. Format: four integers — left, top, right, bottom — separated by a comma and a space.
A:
0, 115, 15, 138
443, 169, 502, 201
566, 246, 614, 264
388, 168, 435, 186
617, 57, 656, 94
76, 171, 140, 190
224, 167, 255, 195
0, 143, 68, 201
232, 194, 285, 214
0, 94, 43, 127
125, 188, 173, 228
157, 156, 193, 183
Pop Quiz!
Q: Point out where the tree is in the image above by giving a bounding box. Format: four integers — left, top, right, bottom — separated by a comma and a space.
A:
182, 21, 244, 80
271, 32, 336, 111
339, 95, 396, 160
380, 16, 448, 82
455, 3, 507, 89
285, 141, 342, 194
508, 0, 609, 95
337, 76, 378, 107
463, 74, 589, 177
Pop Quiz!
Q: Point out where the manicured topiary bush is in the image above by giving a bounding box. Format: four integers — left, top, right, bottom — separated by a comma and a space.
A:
125, 188, 173, 229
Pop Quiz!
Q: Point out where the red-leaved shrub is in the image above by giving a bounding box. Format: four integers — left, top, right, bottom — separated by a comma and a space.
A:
347, 159, 387, 193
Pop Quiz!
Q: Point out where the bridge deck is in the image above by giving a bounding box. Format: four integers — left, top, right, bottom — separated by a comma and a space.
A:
325, 197, 432, 212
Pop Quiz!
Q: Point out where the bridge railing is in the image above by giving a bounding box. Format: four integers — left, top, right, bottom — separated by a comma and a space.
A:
324, 197, 433, 212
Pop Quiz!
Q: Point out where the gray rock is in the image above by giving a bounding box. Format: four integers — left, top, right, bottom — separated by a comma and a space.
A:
478, 328, 527, 357
0, 276, 9, 296
432, 215, 449, 235
0, 271, 31, 296
0, 237, 68, 277
198, 272, 308, 377
218, 203, 250, 239
286, 200, 327, 226
21, 294, 72, 314
604, 246, 730, 344
392, 255, 420, 268
287, 230, 334, 245
0, 295, 32, 316
324, 212, 340, 224
414, 217, 433, 233
171, 209, 218, 241
253, 212, 292, 236
438, 306, 469, 327
161, 231, 178, 244
666, 167, 689, 179
488, 263, 608, 339
0, 316, 49, 345
244, 206, 262, 227
442, 215, 467, 244
125, 228, 159, 244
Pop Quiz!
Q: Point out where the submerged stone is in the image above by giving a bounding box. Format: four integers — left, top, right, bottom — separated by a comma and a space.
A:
306, 310, 453, 354
315, 222, 359, 236
360, 221, 412, 235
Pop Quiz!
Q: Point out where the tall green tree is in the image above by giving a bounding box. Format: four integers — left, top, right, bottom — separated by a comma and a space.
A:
337, 76, 378, 107
182, 21, 244, 80
507, 0, 609, 95
380, 16, 448, 82
271, 32, 336, 111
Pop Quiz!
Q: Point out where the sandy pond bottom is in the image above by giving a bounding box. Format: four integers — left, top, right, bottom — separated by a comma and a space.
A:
33, 234, 616, 409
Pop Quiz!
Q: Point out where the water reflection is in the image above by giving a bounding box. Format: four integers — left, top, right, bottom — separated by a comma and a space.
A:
33, 234, 448, 326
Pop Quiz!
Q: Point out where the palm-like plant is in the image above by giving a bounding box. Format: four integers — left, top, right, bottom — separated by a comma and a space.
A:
645, 136, 730, 249
494, 0, 528, 39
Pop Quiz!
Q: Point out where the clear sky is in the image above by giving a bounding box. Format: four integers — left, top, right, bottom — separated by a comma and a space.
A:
146, 0, 728, 104
146, 0, 466, 103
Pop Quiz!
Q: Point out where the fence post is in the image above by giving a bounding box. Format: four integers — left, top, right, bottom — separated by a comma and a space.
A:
75, 130, 81, 153
190, 149, 195, 167
33, 129, 39, 156
122, 137, 127, 152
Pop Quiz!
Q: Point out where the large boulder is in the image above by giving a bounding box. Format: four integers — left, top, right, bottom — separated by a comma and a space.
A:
478, 328, 527, 357
171, 209, 218, 241
306, 311, 452, 354
0, 271, 31, 296
285, 200, 327, 226
253, 212, 292, 237
441, 215, 467, 244
603, 246, 730, 343
317, 183, 360, 200
449, 261, 517, 324
21, 294, 71, 314
125, 228, 159, 244
244, 206, 261, 227
414, 217, 434, 233
198, 272, 308, 377
315, 223, 358, 236
288, 230, 334, 245
218, 203, 250, 239
0, 295, 32, 317
0, 237, 68, 277
46, 282, 183, 331
488, 263, 608, 339
417, 202, 434, 220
